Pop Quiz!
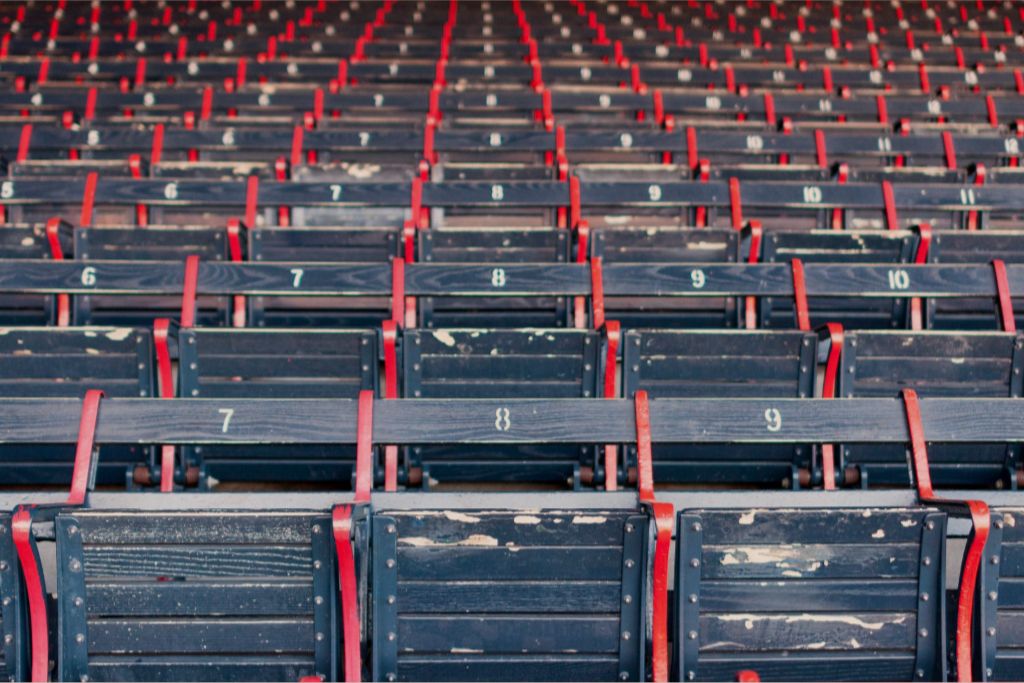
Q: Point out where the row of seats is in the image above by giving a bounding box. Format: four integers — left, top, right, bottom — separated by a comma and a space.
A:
5, 324, 1023, 490
0, 394, 1019, 682
0, 176, 1020, 230
2, 231, 1020, 331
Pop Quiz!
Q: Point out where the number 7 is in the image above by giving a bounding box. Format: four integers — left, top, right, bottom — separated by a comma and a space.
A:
218, 408, 235, 433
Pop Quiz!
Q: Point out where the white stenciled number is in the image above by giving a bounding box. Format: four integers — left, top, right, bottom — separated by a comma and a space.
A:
290, 268, 304, 288
218, 407, 234, 433
887, 269, 910, 290
359, 132, 370, 147
802, 186, 823, 204
0, 181, 13, 199
494, 407, 511, 431
330, 184, 342, 201
163, 182, 178, 200
80, 266, 97, 287
960, 188, 976, 206
648, 184, 662, 201
491, 184, 504, 201
764, 408, 782, 432
491, 268, 506, 287
87, 130, 100, 146
746, 135, 763, 151
221, 129, 236, 146
691, 269, 706, 289
489, 132, 502, 147
620, 133, 633, 148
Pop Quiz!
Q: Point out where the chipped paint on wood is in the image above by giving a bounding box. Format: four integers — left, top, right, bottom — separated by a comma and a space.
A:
400, 534, 499, 547
105, 328, 133, 341
432, 330, 457, 347
571, 515, 606, 524
442, 511, 481, 523
513, 515, 542, 525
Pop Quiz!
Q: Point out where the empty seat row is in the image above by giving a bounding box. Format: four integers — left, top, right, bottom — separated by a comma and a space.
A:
0, 392, 1018, 681
4, 324, 1023, 490
1, 247, 1020, 331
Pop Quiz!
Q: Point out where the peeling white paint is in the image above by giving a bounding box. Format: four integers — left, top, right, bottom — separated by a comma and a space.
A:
717, 613, 904, 631
20, 236, 34, 246
346, 163, 381, 179
401, 534, 498, 547
450, 648, 484, 654
571, 515, 606, 524
901, 519, 917, 527
737, 511, 757, 525
514, 515, 542, 525
1005, 513, 1017, 527
104, 328, 132, 341
443, 511, 481, 523
432, 330, 457, 347
872, 529, 886, 539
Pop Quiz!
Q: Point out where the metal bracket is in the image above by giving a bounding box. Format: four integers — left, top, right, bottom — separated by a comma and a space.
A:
676, 512, 703, 683
618, 514, 646, 681
913, 511, 946, 681
312, 514, 338, 682
55, 514, 88, 683
371, 515, 398, 682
